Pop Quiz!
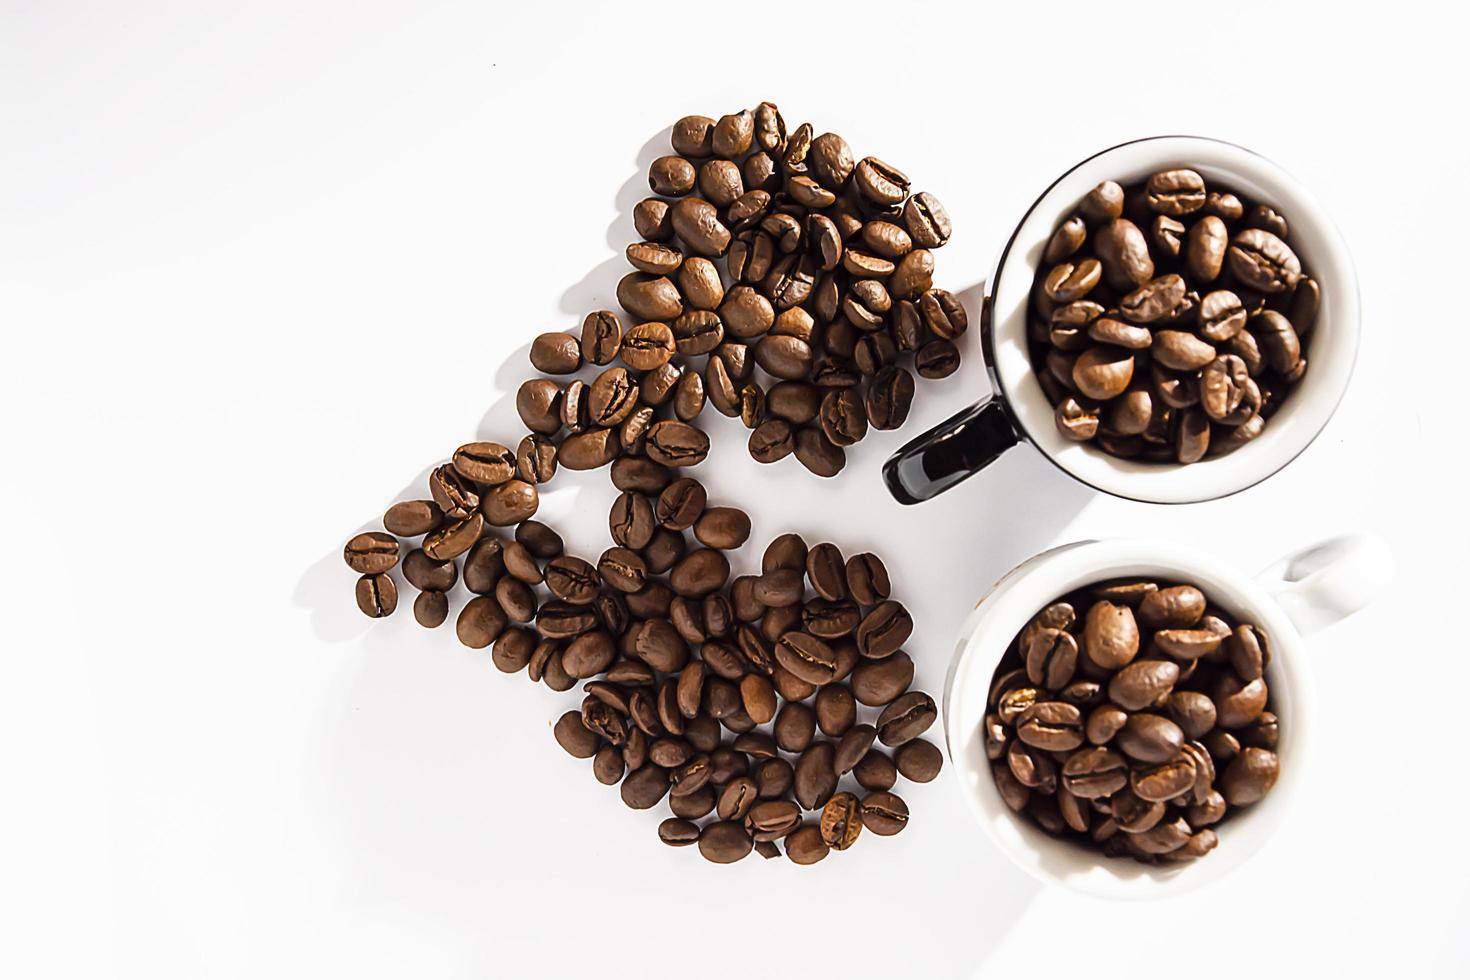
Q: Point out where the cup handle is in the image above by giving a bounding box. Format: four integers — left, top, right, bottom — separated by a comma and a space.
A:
1254, 532, 1394, 637
882, 393, 1022, 504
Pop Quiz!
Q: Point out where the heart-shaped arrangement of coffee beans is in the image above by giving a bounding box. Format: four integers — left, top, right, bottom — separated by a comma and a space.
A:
1031, 169, 1319, 463
520, 101, 968, 480
346, 447, 944, 865
984, 579, 1281, 864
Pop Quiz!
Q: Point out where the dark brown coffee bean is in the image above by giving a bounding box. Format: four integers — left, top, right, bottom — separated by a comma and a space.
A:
818, 388, 867, 447
859, 791, 909, 836
516, 378, 563, 435
1115, 713, 1185, 764
1228, 228, 1301, 293
876, 692, 937, 747
422, 513, 483, 562
669, 549, 730, 598
355, 573, 396, 618
693, 507, 751, 551
1093, 218, 1154, 289
854, 750, 898, 792
428, 463, 479, 519
794, 741, 838, 810
833, 723, 876, 775
1109, 659, 1181, 711
857, 601, 912, 659
915, 339, 960, 378
903, 191, 951, 248
851, 651, 913, 707
775, 632, 837, 686
784, 824, 828, 865
748, 419, 795, 463
648, 154, 695, 195
815, 685, 857, 736
670, 114, 715, 157
514, 434, 557, 485
894, 739, 943, 783
403, 548, 456, 592
645, 420, 709, 467
633, 200, 672, 243
412, 590, 448, 628
529, 332, 582, 375
617, 272, 683, 322
456, 595, 507, 649
553, 710, 600, 759
495, 575, 536, 623
621, 765, 670, 810
845, 553, 890, 605
480, 479, 539, 526
657, 817, 699, 847
383, 501, 441, 538
1145, 169, 1206, 216
655, 477, 705, 531
344, 531, 400, 574
670, 197, 732, 257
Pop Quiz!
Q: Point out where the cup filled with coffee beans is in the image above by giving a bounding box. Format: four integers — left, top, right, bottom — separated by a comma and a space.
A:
884, 136, 1359, 504
942, 533, 1389, 896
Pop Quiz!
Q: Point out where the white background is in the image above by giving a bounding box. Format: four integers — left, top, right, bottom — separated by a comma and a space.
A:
3, 2, 1466, 977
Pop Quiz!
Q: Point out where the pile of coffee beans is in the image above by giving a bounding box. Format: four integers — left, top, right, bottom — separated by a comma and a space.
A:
344, 445, 943, 864
984, 579, 1280, 865
548, 513, 944, 865
521, 101, 965, 480
1030, 170, 1318, 463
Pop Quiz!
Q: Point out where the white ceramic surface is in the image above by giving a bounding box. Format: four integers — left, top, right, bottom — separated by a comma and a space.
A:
942, 534, 1389, 899
986, 135, 1361, 503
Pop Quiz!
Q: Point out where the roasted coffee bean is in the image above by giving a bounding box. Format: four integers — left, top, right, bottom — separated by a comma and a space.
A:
851, 650, 913, 707
344, 532, 400, 574
820, 791, 863, 850
529, 332, 583, 375
845, 552, 889, 604
649, 154, 696, 195
656, 478, 706, 531
748, 419, 795, 463
669, 548, 730, 598
633, 199, 672, 243
1115, 712, 1185, 764
856, 601, 912, 659
775, 632, 837, 686
422, 513, 483, 562
914, 338, 961, 380
617, 272, 683, 322
785, 824, 828, 865
383, 501, 441, 538
794, 742, 838, 810
694, 507, 751, 550
1109, 659, 1180, 711
402, 548, 457, 592
516, 378, 563, 435
355, 572, 397, 618
481, 479, 539, 526
515, 434, 558, 485
814, 685, 857, 737
645, 420, 710, 467
876, 692, 937, 747
456, 594, 507, 649
401, 577, 448, 626
901, 191, 951, 248
895, 739, 943, 783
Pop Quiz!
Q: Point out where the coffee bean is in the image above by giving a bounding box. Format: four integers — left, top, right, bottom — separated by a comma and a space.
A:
669, 548, 730, 598
344, 531, 400, 574
656, 478, 706, 531
633, 200, 672, 243
456, 595, 507, 649
383, 501, 441, 538
516, 378, 562, 435
644, 420, 709, 467
876, 692, 936, 747
856, 601, 912, 659
355, 572, 397, 618
851, 651, 913, 707
617, 272, 683, 322
895, 739, 943, 783
422, 513, 483, 562
859, 791, 908, 835
413, 590, 448, 628
1145, 169, 1206, 216
403, 548, 457, 592
529, 332, 583, 375
693, 506, 751, 550
818, 388, 867, 447
775, 632, 837, 686
784, 824, 829, 865
915, 338, 960, 379
854, 750, 898, 792
794, 742, 838, 810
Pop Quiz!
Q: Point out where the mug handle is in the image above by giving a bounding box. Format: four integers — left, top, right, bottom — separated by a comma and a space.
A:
1254, 532, 1394, 636
882, 393, 1022, 504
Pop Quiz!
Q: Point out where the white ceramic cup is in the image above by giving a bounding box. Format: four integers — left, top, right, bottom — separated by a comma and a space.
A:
942, 533, 1391, 898
885, 135, 1360, 504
